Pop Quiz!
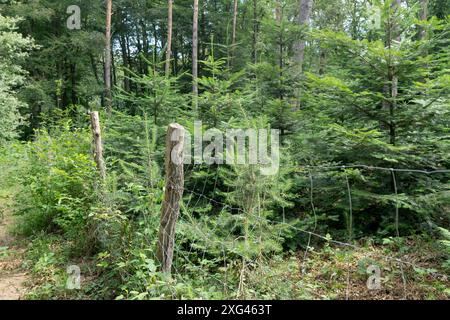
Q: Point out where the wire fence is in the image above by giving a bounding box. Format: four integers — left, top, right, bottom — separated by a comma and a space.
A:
160, 164, 450, 299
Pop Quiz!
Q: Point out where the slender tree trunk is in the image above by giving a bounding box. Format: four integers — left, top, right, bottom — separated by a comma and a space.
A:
165, 0, 173, 77
136, 31, 144, 77
293, 0, 313, 109
418, 0, 429, 82
152, 23, 158, 71
230, 0, 238, 66
383, 0, 402, 145
350, 0, 358, 40
70, 63, 77, 105
293, 0, 313, 74
252, 0, 258, 64
119, 35, 130, 92
141, 20, 149, 57
104, 0, 113, 114
111, 47, 117, 87
192, 0, 199, 110
142, 20, 150, 73
56, 62, 62, 109
200, 5, 206, 61
125, 35, 132, 92
173, 28, 179, 75
420, 0, 428, 39
318, 47, 326, 75
276, 0, 283, 101
89, 54, 101, 85
391, 0, 402, 146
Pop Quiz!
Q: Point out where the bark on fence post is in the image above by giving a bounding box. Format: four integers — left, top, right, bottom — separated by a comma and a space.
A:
157, 123, 185, 273
90, 111, 106, 180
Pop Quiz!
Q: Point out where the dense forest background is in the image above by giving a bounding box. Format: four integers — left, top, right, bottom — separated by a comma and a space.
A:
0, 0, 449, 300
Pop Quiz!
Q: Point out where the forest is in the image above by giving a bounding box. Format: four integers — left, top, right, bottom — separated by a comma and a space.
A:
0, 0, 449, 300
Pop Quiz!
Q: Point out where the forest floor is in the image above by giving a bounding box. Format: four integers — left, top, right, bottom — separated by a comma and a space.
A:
0, 187, 28, 300
296, 241, 449, 300
0, 155, 447, 300
0, 182, 449, 299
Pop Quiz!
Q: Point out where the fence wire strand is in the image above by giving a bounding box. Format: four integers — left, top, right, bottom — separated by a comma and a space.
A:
160, 164, 449, 298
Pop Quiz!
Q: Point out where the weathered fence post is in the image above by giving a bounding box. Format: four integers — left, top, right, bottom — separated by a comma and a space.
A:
90, 111, 106, 180
157, 123, 185, 273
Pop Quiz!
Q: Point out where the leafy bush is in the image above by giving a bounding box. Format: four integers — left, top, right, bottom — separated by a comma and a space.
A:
14, 121, 99, 255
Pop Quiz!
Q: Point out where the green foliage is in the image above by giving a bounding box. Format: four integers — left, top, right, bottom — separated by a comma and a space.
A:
116, 57, 188, 123
0, 13, 34, 144
0, 0, 449, 301
292, 6, 450, 238
14, 121, 98, 255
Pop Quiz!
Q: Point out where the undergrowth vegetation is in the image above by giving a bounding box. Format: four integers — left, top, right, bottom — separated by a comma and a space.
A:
0, 0, 449, 300
0, 109, 448, 300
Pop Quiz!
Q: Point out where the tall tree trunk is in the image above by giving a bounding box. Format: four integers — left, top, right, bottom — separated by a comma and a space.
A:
165, 0, 173, 77
136, 31, 144, 77
230, 0, 238, 66
125, 35, 132, 92
350, 0, 359, 40
141, 20, 149, 72
383, 0, 402, 145
192, 0, 199, 110
119, 35, 130, 92
276, 0, 283, 101
200, 5, 206, 61
71, 63, 77, 105
153, 23, 158, 70
293, 0, 313, 74
112, 47, 117, 87
293, 0, 313, 109
420, 0, 428, 39
391, 0, 402, 145
89, 53, 101, 86
56, 62, 63, 109
318, 47, 326, 75
252, 0, 258, 64
141, 20, 149, 56
104, 0, 113, 114
173, 27, 179, 75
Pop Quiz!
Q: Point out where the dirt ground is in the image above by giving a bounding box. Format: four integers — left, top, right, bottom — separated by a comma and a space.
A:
0, 192, 28, 300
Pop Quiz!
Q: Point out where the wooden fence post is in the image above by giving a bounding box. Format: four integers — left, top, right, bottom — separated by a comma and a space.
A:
90, 111, 106, 180
157, 123, 185, 273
